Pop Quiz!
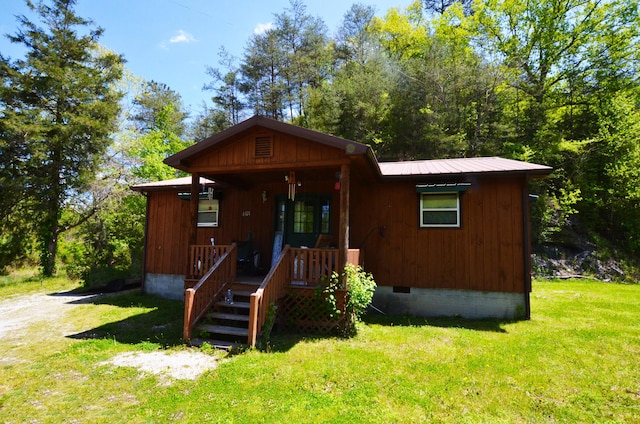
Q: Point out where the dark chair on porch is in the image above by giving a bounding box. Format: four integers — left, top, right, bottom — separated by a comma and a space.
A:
235, 236, 257, 275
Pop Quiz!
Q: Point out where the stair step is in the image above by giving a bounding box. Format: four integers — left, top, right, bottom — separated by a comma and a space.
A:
229, 290, 255, 298
215, 301, 250, 309
189, 338, 241, 351
197, 324, 249, 337
207, 312, 250, 322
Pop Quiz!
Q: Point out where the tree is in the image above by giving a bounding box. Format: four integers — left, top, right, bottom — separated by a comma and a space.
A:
203, 48, 245, 125
274, 0, 329, 118
236, 0, 330, 120
130, 104, 192, 182
473, 0, 640, 152
189, 103, 233, 142
0, 114, 32, 273
334, 3, 376, 66
132, 80, 188, 136
423, 0, 473, 16
241, 28, 287, 119
0, 0, 124, 276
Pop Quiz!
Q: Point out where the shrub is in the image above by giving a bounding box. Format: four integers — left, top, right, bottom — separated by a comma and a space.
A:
323, 264, 377, 336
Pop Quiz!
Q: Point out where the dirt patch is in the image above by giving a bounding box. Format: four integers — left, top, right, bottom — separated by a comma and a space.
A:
0, 292, 97, 341
102, 350, 219, 383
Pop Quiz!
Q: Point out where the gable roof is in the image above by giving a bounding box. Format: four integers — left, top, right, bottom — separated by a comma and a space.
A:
380, 157, 552, 178
164, 115, 373, 168
158, 115, 552, 184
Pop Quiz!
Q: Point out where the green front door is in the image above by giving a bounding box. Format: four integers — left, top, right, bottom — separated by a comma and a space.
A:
275, 193, 332, 248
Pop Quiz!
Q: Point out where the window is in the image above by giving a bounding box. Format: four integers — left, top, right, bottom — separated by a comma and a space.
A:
198, 198, 219, 227
420, 192, 460, 227
293, 200, 315, 233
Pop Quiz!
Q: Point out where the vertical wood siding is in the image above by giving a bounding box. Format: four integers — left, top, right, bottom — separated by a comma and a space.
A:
186, 128, 346, 170
350, 175, 527, 293
143, 181, 339, 276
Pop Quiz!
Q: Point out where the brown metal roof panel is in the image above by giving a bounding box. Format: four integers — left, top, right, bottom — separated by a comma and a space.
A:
379, 157, 552, 176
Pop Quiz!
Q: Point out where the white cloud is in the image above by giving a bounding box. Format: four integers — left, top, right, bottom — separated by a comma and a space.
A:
169, 30, 196, 44
253, 22, 274, 35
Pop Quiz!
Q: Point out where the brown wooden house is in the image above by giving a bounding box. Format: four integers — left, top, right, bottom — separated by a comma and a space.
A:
132, 115, 552, 347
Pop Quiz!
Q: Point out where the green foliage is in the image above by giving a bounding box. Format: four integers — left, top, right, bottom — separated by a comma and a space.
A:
257, 303, 278, 351
343, 264, 377, 320
320, 264, 377, 336
59, 190, 145, 287
130, 103, 192, 182
0, 0, 124, 276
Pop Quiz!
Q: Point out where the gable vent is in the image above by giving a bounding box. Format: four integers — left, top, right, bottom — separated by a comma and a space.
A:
254, 136, 273, 158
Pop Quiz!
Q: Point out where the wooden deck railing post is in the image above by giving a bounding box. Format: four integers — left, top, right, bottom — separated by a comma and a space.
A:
248, 292, 260, 347
184, 288, 195, 340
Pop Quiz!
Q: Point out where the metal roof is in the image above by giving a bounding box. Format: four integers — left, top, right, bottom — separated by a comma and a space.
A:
130, 176, 215, 192
379, 157, 552, 177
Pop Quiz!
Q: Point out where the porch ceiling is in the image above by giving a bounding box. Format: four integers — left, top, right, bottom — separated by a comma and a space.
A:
200, 166, 342, 189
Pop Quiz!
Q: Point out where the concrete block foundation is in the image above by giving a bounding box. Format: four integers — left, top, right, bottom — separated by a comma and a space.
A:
372, 286, 526, 319
143, 273, 185, 300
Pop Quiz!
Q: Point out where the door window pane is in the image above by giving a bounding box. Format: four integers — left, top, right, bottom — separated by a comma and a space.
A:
293, 201, 314, 233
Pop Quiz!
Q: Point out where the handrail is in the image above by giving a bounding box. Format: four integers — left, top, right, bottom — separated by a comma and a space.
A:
247, 245, 291, 347
184, 243, 237, 341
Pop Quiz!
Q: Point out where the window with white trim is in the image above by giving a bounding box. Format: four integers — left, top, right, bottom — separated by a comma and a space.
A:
198, 198, 219, 227
420, 192, 460, 227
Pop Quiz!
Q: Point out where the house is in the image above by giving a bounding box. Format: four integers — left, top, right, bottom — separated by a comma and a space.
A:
131, 115, 552, 347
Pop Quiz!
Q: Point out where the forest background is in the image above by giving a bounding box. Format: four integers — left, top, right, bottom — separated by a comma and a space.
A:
1, 0, 639, 284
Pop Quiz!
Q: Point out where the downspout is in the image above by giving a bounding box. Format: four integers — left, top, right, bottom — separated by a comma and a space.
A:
521, 179, 532, 320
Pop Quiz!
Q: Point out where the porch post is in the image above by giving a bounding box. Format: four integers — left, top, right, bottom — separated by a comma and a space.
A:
338, 163, 350, 280
188, 173, 199, 249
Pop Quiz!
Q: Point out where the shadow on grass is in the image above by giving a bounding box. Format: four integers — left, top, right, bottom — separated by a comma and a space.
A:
62, 290, 185, 347
262, 312, 512, 353
262, 331, 339, 353
361, 312, 511, 333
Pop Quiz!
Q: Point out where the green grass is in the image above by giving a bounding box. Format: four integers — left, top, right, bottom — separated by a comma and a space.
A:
0, 277, 638, 423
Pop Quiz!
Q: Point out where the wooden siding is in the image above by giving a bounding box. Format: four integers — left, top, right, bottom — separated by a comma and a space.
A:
144, 190, 190, 276
186, 127, 347, 171
143, 180, 340, 276
143, 170, 529, 294
350, 175, 527, 293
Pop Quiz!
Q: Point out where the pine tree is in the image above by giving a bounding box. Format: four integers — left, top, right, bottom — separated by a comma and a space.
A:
0, 0, 124, 276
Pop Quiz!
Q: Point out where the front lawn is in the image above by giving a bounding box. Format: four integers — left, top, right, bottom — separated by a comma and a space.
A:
0, 277, 638, 423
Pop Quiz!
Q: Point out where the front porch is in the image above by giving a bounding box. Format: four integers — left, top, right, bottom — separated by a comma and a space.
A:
183, 244, 361, 348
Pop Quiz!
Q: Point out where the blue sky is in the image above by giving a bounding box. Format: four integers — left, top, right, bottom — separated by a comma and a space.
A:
0, 0, 413, 117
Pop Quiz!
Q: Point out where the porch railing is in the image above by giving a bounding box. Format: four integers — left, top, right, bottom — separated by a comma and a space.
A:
247, 245, 291, 347
247, 247, 362, 347
187, 244, 233, 280
183, 243, 237, 341
288, 248, 362, 285
290, 247, 339, 285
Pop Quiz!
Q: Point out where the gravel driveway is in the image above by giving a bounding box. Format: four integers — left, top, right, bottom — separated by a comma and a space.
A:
0, 290, 220, 382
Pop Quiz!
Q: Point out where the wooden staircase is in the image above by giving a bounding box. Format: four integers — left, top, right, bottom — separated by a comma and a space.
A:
190, 281, 260, 350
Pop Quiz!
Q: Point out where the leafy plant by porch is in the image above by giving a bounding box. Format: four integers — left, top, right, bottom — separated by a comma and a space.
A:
315, 264, 377, 336
1, 275, 638, 422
